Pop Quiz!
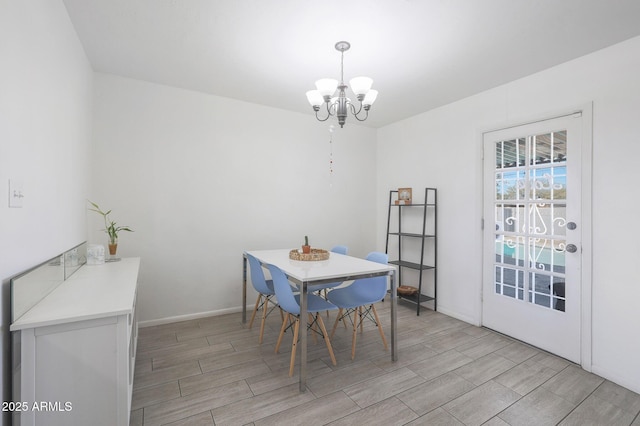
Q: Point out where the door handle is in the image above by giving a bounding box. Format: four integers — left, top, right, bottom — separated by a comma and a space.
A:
566, 244, 578, 253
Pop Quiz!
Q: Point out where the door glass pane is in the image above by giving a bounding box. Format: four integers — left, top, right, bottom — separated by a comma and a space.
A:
529, 272, 552, 308
528, 271, 565, 311
551, 204, 567, 237
530, 167, 566, 201
552, 166, 567, 200
552, 277, 566, 312
533, 133, 552, 164
495, 204, 525, 234
493, 130, 568, 313
495, 171, 525, 200
495, 234, 525, 267
496, 138, 526, 169
552, 131, 567, 164
495, 266, 524, 300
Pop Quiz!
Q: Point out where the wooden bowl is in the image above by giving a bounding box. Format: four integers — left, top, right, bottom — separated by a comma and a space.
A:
397, 285, 418, 296
289, 248, 330, 261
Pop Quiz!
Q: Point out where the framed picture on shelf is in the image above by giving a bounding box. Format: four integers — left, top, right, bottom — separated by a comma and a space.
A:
396, 187, 412, 205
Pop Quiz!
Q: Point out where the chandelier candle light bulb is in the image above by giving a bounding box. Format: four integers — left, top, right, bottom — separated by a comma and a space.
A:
306, 41, 377, 127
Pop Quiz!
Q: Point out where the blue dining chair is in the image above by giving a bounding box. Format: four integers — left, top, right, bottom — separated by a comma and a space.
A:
330, 245, 348, 255
266, 263, 339, 376
247, 253, 283, 344
308, 245, 348, 295
327, 251, 389, 359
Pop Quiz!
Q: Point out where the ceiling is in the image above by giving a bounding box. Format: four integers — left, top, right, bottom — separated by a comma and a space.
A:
62, 0, 640, 128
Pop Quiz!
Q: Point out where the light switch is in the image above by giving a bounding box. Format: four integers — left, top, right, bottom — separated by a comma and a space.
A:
9, 179, 24, 208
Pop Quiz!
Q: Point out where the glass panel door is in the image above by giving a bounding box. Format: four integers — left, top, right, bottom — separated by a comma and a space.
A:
483, 114, 582, 363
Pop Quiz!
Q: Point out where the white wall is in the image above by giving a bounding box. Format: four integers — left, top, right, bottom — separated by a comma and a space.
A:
90, 73, 378, 325
0, 1, 93, 424
376, 36, 640, 394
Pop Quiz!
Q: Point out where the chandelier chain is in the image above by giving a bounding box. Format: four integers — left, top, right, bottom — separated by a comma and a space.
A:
340, 50, 345, 85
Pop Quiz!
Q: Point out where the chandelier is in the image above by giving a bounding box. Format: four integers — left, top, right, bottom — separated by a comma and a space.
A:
305, 41, 378, 128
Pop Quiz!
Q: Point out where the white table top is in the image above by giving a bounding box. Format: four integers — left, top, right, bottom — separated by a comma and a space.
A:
10, 257, 140, 331
245, 249, 395, 283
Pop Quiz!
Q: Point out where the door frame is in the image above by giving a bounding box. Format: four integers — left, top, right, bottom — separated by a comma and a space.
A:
479, 103, 593, 370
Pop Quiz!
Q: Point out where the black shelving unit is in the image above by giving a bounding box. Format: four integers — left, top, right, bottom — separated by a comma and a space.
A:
385, 187, 437, 315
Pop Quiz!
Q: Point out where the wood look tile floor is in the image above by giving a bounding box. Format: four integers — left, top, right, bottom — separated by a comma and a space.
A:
130, 298, 640, 426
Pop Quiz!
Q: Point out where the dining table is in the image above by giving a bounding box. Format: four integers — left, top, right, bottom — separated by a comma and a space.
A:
242, 248, 398, 392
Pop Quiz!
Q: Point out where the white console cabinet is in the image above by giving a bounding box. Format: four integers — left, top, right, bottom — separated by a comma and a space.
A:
10, 258, 140, 426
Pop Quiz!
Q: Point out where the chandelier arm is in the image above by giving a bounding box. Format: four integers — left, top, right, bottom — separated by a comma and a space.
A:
326, 101, 336, 116
352, 107, 370, 122
316, 109, 331, 121
349, 101, 364, 116
349, 101, 370, 122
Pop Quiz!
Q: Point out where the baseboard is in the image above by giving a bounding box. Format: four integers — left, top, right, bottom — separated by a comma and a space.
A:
591, 364, 640, 395
436, 305, 481, 327
138, 305, 252, 328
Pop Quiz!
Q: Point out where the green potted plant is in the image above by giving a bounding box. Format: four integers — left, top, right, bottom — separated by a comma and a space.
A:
89, 201, 134, 256
302, 235, 311, 254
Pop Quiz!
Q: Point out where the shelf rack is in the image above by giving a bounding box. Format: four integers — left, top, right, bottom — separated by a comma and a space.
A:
385, 187, 437, 315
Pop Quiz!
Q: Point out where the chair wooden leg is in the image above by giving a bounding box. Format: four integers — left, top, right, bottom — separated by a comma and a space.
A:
248, 294, 262, 329
359, 306, 364, 333
351, 309, 358, 360
316, 314, 337, 366
275, 313, 289, 354
331, 308, 343, 338
289, 318, 300, 377
258, 295, 269, 344
371, 304, 388, 350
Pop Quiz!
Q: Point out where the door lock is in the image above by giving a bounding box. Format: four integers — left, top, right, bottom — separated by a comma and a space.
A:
567, 222, 577, 230
566, 244, 578, 253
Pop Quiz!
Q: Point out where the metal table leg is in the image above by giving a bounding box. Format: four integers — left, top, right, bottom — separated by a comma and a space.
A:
242, 254, 247, 323
299, 279, 308, 392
